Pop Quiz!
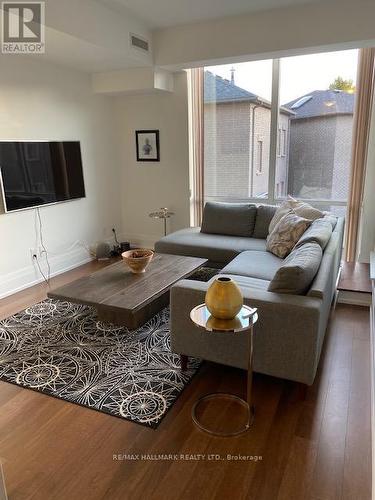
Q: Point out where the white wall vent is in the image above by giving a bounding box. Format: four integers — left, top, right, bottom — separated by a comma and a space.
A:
130, 33, 149, 52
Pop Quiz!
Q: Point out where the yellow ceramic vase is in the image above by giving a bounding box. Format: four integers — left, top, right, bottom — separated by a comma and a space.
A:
205, 276, 243, 320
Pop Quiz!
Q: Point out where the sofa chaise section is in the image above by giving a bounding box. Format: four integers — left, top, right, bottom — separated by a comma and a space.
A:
154, 227, 267, 266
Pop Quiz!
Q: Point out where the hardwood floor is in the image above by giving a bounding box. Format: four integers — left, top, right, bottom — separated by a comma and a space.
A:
0, 261, 371, 500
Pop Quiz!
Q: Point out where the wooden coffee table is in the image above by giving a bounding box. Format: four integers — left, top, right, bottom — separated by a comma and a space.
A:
48, 253, 207, 329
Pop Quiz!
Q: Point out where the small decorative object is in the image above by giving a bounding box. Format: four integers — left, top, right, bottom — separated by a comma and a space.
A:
136, 130, 160, 162
122, 248, 154, 274
149, 207, 175, 236
95, 241, 111, 260
120, 242, 131, 253
205, 276, 243, 320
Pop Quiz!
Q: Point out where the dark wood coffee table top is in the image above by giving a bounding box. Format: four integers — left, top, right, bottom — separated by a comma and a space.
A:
48, 253, 207, 315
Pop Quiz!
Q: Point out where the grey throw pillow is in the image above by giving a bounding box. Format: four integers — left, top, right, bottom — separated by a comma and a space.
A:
253, 205, 277, 239
200, 202, 257, 237
322, 214, 338, 230
266, 212, 312, 258
268, 242, 322, 295
295, 218, 333, 250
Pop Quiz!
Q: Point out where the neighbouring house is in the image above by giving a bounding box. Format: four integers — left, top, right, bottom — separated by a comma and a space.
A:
285, 89, 355, 201
204, 71, 293, 200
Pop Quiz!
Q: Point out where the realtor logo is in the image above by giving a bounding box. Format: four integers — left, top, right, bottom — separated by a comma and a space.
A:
1, 1, 45, 53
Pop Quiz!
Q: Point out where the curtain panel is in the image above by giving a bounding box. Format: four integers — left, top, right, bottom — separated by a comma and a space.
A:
345, 48, 375, 262
187, 68, 204, 227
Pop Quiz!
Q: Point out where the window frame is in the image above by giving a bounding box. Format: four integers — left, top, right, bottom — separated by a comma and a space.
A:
200, 56, 354, 209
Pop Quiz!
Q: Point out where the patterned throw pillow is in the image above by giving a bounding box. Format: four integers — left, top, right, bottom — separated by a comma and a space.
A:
268, 200, 293, 234
266, 212, 312, 258
268, 197, 324, 235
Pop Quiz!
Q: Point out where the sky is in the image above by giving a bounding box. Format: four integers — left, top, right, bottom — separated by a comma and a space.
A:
205, 49, 359, 105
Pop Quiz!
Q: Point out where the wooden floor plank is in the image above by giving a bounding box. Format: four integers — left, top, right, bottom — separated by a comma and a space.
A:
342, 331, 371, 499
310, 306, 361, 500
0, 262, 371, 500
277, 436, 318, 500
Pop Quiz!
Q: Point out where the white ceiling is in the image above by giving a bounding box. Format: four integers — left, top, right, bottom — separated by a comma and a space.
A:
100, 0, 324, 29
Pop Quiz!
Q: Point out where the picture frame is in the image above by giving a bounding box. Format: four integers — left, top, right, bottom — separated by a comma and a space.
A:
135, 130, 160, 162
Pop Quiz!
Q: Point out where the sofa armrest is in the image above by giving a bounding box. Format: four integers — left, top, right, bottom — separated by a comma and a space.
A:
170, 279, 323, 385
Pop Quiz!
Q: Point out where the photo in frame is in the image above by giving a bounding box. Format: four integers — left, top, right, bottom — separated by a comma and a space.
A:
135, 130, 160, 162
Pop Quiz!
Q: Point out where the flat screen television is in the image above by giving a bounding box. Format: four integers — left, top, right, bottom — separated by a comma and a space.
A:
0, 141, 86, 213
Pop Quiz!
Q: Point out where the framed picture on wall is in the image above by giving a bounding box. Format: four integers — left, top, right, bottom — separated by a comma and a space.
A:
135, 130, 160, 162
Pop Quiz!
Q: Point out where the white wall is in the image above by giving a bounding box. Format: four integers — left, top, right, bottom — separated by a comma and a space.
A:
154, 0, 375, 69
0, 56, 121, 297
113, 72, 190, 247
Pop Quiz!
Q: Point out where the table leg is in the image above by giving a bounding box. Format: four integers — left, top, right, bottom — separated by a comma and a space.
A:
247, 326, 253, 405
180, 354, 188, 371
246, 326, 255, 427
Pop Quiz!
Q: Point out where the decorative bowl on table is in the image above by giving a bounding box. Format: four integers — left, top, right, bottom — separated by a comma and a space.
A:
121, 248, 154, 274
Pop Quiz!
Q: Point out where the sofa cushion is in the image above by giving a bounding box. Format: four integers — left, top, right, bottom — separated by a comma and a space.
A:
291, 198, 324, 221
269, 198, 324, 234
253, 204, 277, 238
268, 200, 293, 234
295, 218, 333, 250
323, 213, 338, 230
154, 227, 267, 265
268, 242, 322, 295
214, 274, 270, 291
200, 202, 257, 237
266, 212, 312, 258
220, 250, 283, 281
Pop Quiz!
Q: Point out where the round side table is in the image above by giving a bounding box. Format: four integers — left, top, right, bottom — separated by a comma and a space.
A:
149, 208, 174, 236
190, 304, 258, 437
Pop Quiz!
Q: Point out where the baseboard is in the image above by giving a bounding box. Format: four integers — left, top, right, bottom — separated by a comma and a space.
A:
0, 247, 93, 300
337, 290, 371, 307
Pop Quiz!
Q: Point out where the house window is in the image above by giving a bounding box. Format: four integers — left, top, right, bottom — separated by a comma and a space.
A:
193, 48, 359, 214
277, 128, 282, 157
257, 140, 263, 174
281, 128, 287, 157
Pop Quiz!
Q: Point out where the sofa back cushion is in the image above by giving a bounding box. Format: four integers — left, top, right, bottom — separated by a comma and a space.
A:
200, 202, 257, 237
295, 218, 333, 250
323, 213, 338, 230
268, 242, 322, 295
266, 212, 312, 258
253, 205, 277, 239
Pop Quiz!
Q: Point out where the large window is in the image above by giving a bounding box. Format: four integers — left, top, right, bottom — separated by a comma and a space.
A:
201, 49, 359, 214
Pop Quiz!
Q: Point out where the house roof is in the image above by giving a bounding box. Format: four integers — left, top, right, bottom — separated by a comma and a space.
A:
204, 70, 293, 115
284, 90, 355, 119
204, 70, 259, 103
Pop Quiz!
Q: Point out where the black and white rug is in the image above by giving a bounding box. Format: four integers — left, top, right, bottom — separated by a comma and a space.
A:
0, 299, 200, 428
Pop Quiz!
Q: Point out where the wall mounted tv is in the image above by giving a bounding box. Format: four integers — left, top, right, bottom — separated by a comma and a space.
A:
0, 141, 86, 213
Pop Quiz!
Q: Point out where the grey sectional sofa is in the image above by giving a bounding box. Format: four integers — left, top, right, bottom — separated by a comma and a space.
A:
155, 203, 344, 385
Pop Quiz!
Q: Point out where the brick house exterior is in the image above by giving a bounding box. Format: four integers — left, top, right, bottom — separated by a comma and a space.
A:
204, 71, 292, 200
285, 90, 355, 201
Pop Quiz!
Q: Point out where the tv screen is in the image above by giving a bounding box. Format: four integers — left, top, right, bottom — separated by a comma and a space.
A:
0, 141, 86, 212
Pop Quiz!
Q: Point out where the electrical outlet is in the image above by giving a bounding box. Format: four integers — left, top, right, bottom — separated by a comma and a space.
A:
29, 248, 38, 260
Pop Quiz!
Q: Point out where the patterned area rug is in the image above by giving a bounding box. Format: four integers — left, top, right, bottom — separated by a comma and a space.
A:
0, 299, 200, 428
187, 266, 219, 282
